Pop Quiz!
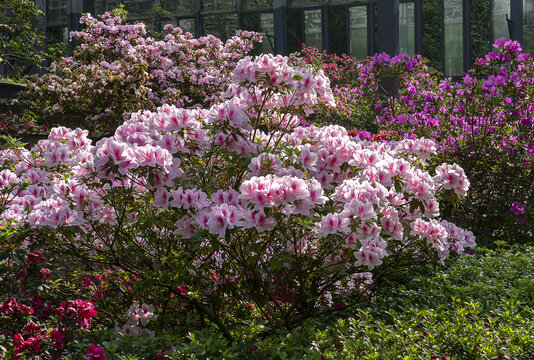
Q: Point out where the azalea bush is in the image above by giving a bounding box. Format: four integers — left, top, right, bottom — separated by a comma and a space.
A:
21, 13, 262, 134
0, 244, 100, 359
377, 38, 534, 245
301, 39, 533, 245
0, 49, 476, 348
294, 47, 442, 133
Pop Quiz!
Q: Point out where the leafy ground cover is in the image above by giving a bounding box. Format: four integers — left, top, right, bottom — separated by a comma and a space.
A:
56, 246, 533, 359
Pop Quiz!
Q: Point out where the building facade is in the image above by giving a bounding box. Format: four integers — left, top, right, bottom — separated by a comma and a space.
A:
38, 0, 534, 76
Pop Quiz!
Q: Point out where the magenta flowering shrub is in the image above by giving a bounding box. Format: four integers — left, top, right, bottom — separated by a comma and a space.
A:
21, 12, 261, 133
377, 38, 534, 244
295, 47, 441, 133
0, 53, 473, 340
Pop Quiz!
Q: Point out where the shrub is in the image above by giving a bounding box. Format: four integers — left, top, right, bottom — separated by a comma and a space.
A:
21, 13, 262, 134
379, 39, 534, 245
0, 51, 474, 344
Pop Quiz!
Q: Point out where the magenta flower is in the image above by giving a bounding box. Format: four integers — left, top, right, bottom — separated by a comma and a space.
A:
509, 202, 525, 215
86, 344, 106, 360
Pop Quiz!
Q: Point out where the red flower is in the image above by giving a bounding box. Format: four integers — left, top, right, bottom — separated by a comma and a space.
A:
86, 344, 106, 360
22, 321, 41, 335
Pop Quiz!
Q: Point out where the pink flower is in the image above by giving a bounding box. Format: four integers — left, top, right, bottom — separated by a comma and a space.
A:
26, 250, 44, 265
22, 321, 41, 335
317, 213, 351, 236
140, 303, 157, 326
244, 209, 276, 232
40, 268, 51, 279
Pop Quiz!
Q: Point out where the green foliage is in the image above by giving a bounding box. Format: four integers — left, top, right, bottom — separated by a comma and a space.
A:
0, 0, 45, 78
109, 4, 129, 20
422, 0, 442, 71
146, 247, 534, 359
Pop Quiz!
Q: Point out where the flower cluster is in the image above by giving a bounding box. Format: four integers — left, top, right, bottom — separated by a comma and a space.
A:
302, 38, 533, 244
21, 12, 262, 133
55, 299, 97, 329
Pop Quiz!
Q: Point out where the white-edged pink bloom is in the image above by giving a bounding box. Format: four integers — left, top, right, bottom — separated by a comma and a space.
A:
433, 163, 470, 196
207, 204, 243, 238
139, 303, 157, 326
299, 145, 318, 171
248, 153, 282, 176
153, 188, 171, 209
345, 200, 376, 220
353, 236, 388, 270
317, 213, 351, 237
243, 209, 276, 232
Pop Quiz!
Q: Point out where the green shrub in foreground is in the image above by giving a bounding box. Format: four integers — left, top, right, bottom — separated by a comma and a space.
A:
128, 247, 534, 360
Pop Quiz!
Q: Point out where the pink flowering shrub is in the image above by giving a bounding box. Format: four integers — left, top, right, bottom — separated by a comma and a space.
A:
21, 12, 261, 134
0, 53, 473, 341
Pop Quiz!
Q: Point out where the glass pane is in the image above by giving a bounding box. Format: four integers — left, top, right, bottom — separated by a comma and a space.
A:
260, 13, 275, 53
123, 0, 154, 19
524, 0, 534, 55
242, 0, 273, 10
288, 0, 324, 7
470, 0, 491, 64
399, 2, 415, 55
349, 6, 367, 59
329, 6, 348, 55
46, 26, 69, 44
287, 9, 303, 53
46, 0, 67, 26
304, 9, 322, 50
202, 13, 238, 40
330, 0, 370, 4
422, 0, 442, 71
84, 0, 122, 16
178, 18, 196, 35
83, 0, 95, 14
161, 0, 196, 16
444, 0, 464, 76
493, 0, 510, 40
201, 0, 237, 12
162, 18, 178, 28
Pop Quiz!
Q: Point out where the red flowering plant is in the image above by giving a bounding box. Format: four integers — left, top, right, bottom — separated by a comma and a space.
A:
0, 244, 99, 358
0, 110, 38, 138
